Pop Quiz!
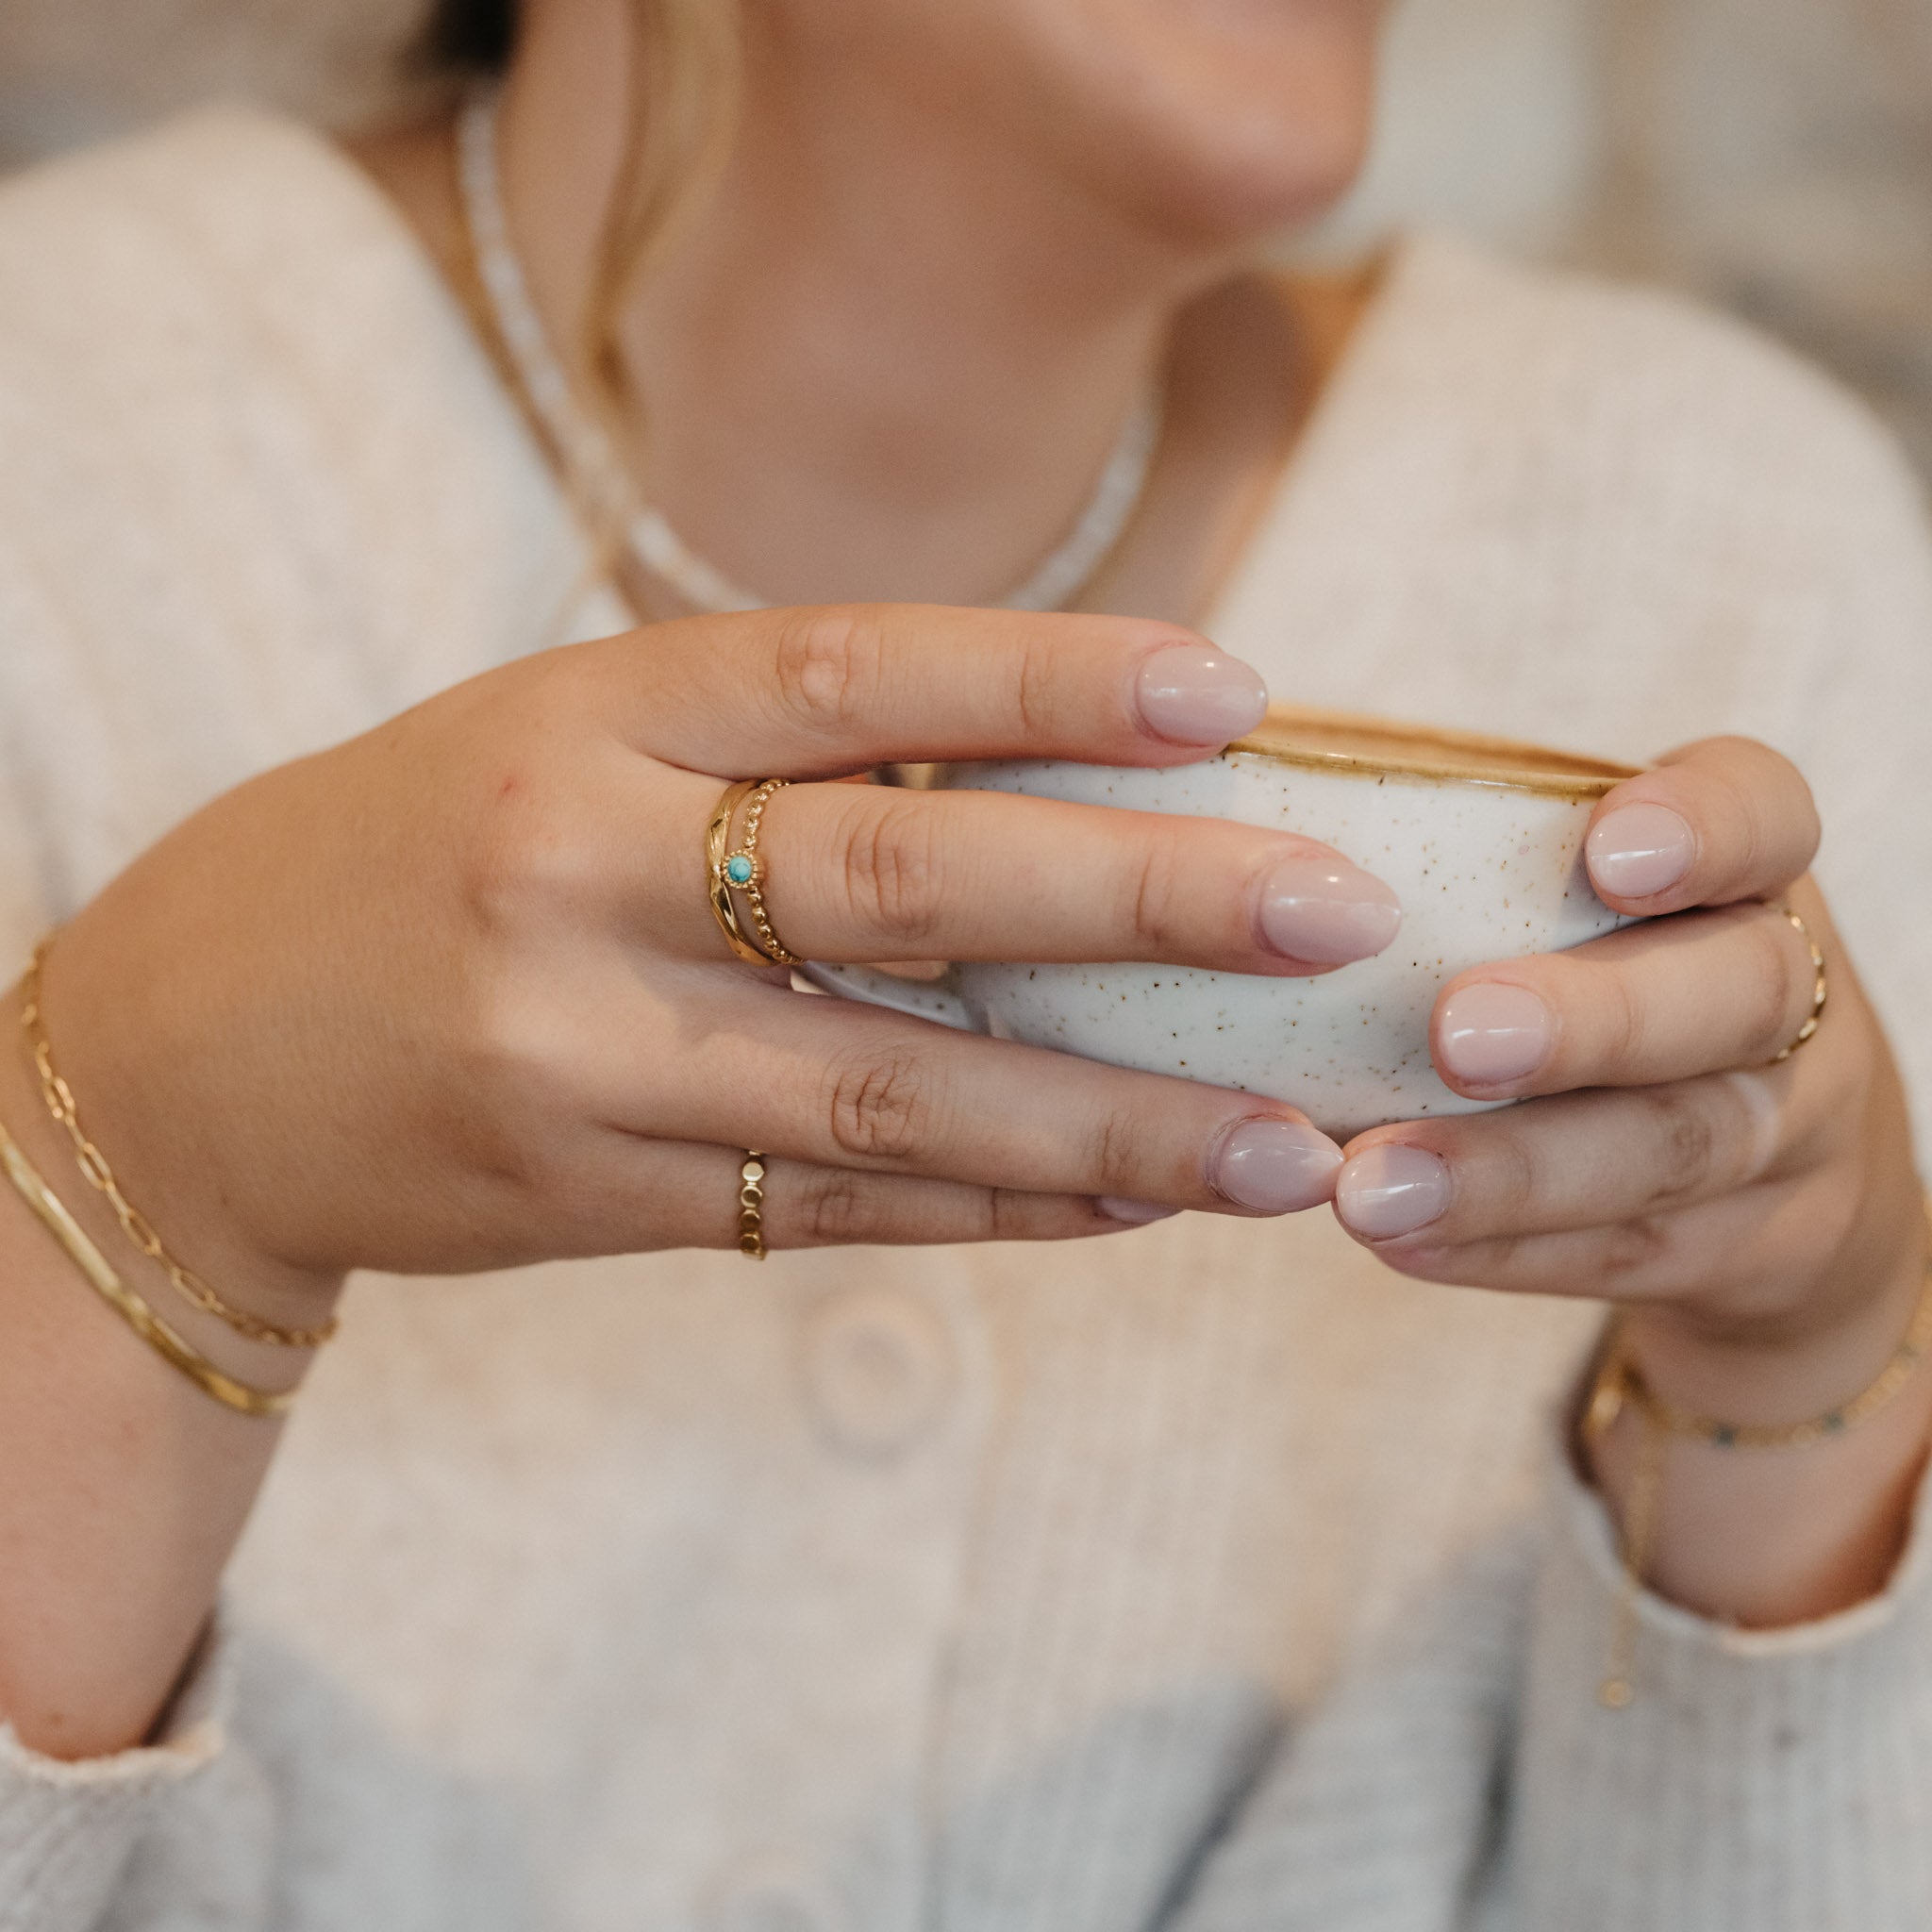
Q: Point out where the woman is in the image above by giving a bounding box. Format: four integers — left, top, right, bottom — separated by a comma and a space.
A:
2, 0, 1930, 1924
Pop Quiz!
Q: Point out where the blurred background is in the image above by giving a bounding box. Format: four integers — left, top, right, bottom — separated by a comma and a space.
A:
3, 0, 1929, 475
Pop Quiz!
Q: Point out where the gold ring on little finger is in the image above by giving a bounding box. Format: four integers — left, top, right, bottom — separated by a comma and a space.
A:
706, 777, 802, 968
738, 1151, 769, 1259
1771, 903, 1827, 1062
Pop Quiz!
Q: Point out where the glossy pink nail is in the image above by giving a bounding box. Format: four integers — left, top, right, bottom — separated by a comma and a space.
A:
1259, 858, 1403, 965
1098, 1198, 1181, 1226
1587, 803, 1694, 900
1135, 644, 1269, 746
1437, 981, 1553, 1086
1211, 1118, 1342, 1213
1336, 1144, 1451, 1240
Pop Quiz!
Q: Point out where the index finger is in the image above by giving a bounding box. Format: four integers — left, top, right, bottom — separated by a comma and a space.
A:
1583, 735, 1821, 915
586, 604, 1270, 776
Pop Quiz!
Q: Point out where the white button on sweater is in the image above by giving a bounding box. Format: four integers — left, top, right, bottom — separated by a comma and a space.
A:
3, 110, 1932, 1932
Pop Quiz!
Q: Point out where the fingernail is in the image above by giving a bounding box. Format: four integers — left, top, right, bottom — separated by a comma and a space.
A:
1098, 1198, 1181, 1226
1437, 981, 1553, 1086
1211, 1118, 1342, 1213
1336, 1144, 1451, 1240
1587, 803, 1694, 900
1259, 858, 1403, 965
1135, 644, 1269, 745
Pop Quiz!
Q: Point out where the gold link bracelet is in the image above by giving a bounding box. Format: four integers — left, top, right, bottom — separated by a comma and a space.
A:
23, 942, 337, 1350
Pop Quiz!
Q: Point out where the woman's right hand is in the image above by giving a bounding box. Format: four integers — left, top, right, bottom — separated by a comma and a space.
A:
38, 606, 1401, 1307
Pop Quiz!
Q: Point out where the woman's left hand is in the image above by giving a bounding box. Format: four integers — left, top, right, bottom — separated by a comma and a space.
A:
1332, 737, 1932, 1624
1333, 735, 1926, 1354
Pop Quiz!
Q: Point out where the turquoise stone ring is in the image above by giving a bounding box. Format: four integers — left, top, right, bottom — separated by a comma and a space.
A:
706, 775, 801, 968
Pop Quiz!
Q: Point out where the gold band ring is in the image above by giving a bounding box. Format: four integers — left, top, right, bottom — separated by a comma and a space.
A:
706, 777, 802, 968
738, 1151, 769, 1259
1771, 904, 1827, 1063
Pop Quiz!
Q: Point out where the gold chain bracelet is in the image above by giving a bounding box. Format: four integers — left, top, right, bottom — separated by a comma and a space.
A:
1583, 1210, 1932, 1707
23, 941, 337, 1350
0, 1111, 291, 1418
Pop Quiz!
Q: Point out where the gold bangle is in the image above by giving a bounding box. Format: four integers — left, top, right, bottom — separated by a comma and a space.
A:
1583, 1208, 1932, 1708
737, 1150, 769, 1259
0, 1111, 292, 1419
1770, 903, 1827, 1063
705, 779, 802, 968
22, 941, 336, 1350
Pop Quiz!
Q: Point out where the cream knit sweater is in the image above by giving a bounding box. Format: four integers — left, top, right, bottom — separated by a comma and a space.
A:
3, 112, 1932, 1932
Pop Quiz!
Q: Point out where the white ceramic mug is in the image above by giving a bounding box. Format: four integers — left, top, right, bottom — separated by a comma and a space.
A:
802, 708, 1641, 1138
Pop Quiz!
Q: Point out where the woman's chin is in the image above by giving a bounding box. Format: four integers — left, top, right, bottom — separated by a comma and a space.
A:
1108, 95, 1374, 256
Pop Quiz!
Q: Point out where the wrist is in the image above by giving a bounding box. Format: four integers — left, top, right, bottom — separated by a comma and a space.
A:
1585, 1186, 1932, 1631
1619, 1184, 1929, 1430
2, 960, 343, 1386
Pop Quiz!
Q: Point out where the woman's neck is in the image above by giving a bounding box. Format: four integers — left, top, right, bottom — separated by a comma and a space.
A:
349, 12, 1361, 621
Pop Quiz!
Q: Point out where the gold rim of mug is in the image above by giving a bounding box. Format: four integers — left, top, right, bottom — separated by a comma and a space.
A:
1226, 705, 1641, 800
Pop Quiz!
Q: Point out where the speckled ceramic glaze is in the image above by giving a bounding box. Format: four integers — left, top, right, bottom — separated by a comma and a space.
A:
808, 709, 1641, 1137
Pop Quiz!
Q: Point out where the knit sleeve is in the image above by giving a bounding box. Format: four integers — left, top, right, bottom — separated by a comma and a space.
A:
1161, 1527, 1534, 1932
0, 1621, 268, 1932
1470, 1439, 1932, 1931
1163, 1434, 1932, 1932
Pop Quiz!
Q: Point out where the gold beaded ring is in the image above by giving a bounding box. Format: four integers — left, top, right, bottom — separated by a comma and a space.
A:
1771, 903, 1827, 1063
705, 777, 802, 968
737, 1150, 769, 1259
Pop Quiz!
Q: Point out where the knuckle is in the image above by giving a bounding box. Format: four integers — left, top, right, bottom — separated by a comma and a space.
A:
823, 1043, 934, 1161
1712, 763, 1767, 880
1598, 1214, 1673, 1283
1704, 740, 1819, 887
841, 797, 948, 941
1587, 957, 1646, 1069
1805, 1167, 1865, 1268
1011, 632, 1063, 740
460, 761, 597, 935
462, 971, 578, 1097
442, 974, 577, 1188
985, 1188, 1038, 1241
1457, 1232, 1525, 1281
1481, 1126, 1543, 1227
770, 608, 888, 736
792, 1167, 877, 1245
1635, 1088, 1721, 1204
1088, 1105, 1143, 1197
1126, 829, 1189, 954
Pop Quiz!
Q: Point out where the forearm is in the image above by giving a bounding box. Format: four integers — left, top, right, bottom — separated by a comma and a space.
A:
0, 988, 336, 1760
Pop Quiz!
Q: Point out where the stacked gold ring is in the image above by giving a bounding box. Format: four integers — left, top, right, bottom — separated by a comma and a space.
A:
706, 778, 802, 968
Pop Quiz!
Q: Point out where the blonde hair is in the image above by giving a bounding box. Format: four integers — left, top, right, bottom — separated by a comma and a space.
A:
580, 0, 742, 414
426, 0, 741, 409
426, 0, 741, 620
